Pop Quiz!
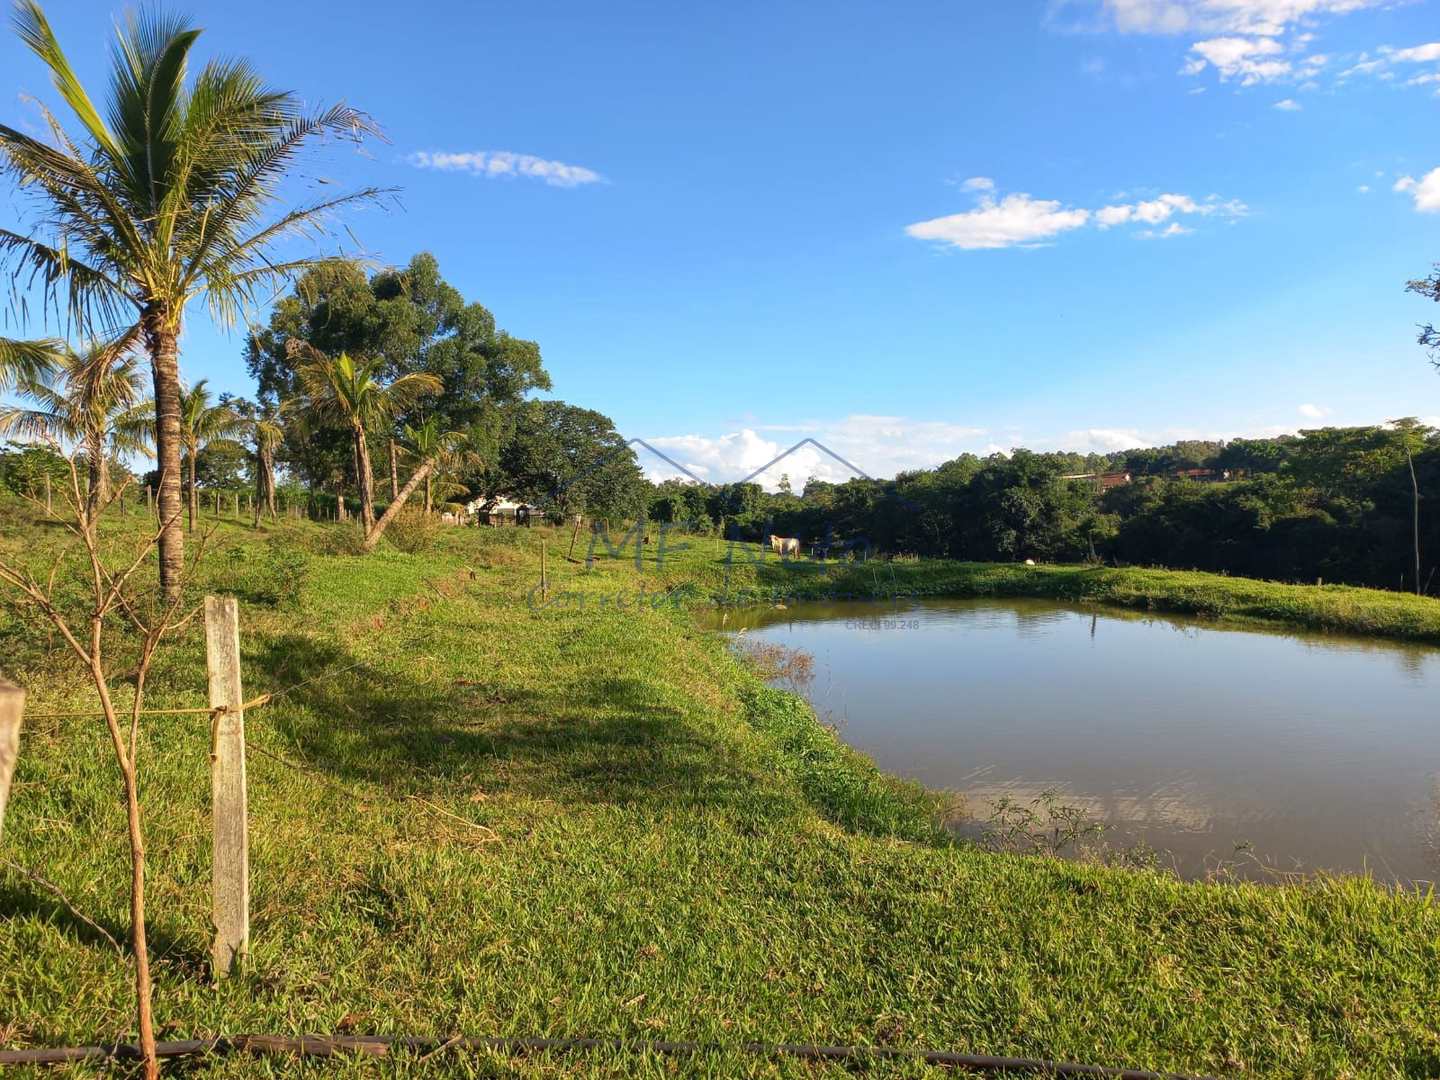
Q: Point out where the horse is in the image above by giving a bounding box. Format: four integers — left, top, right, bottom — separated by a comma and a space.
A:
768, 534, 801, 557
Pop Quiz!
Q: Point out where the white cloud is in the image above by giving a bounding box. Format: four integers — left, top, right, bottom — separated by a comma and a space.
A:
909, 183, 1245, 250
1273, 97, 1302, 109
1187, 35, 1292, 83
1073, 2, 1388, 91
1393, 168, 1440, 213
1092, 0, 1385, 38
1298, 402, 1330, 419
1095, 204, 1136, 227
1140, 221, 1194, 238
408, 150, 603, 188
960, 176, 996, 192
1338, 43, 1440, 88
1391, 43, 1440, 63
905, 193, 1091, 250
1357, 184, 1370, 193
1062, 427, 1148, 452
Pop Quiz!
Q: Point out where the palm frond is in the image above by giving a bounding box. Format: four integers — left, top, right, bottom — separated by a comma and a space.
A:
107, 7, 199, 226
0, 227, 129, 329
0, 336, 65, 391
11, 0, 125, 162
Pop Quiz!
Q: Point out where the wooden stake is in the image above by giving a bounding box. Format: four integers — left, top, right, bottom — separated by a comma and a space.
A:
0, 675, 24, 845
204, 597, 249, 978
568, 516, 581, 560
540, 539, 548, 601
44, 473, 51, 514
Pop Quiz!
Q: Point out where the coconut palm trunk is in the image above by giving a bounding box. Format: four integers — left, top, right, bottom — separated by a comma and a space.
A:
362, 458, 436, 552
144, 313, 186, 589
265, 455, 277, 519
353, 424, 376, 530
257, 446, 276, 521
84, 426, 108, 519
186, 452, 199, 532
389, 438, 398, 499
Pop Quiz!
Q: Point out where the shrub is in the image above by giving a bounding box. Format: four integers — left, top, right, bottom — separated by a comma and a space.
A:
307, 526, 368, 556
214, 540, 309, 607
383, 509, 443, 554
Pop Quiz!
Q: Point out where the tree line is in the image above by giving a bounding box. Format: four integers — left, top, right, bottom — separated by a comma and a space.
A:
645, 422, 1439, 595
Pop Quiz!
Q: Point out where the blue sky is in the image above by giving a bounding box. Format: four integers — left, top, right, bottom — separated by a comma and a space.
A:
4, 0, 1440, 485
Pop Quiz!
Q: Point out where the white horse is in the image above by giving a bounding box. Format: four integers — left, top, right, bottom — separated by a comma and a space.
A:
768, 534, 801, 557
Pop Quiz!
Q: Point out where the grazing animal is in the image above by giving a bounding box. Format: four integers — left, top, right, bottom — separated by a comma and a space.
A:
769, 534, 801, 557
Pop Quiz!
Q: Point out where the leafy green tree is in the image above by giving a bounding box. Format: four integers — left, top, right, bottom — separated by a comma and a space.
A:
1215, 437, 1293, 475
0, 442, 68, 495
1407, 265, 1440, 361
0, 2, 380, 606
193, 440, 248, 490
1287, 425, 1411, 497
246, 254, 551, 489
500, 400, 645, 523
647, 479, 713, 530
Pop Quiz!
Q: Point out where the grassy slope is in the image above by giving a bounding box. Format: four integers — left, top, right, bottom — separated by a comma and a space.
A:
1, 506, 1439, 1077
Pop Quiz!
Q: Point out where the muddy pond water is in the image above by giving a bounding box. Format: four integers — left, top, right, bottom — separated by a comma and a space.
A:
705, 597, 1440, 885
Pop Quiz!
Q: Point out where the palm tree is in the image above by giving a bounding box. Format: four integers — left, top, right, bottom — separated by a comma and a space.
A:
177, 380, 245, 531
402, 416, 482, 515
287, 348, 440, 531
0, 335, 153, 517
0, 3, 381, 602
244, 402, 284, 523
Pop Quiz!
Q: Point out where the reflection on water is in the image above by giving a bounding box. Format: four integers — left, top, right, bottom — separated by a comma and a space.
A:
704, 598, 1440, 884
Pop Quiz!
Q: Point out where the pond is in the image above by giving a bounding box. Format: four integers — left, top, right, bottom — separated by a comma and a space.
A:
705, 597, 1440, 885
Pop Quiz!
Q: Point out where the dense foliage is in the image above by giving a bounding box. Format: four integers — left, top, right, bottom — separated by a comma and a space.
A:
645, 422, 1440, 594
244, 253, 552, 494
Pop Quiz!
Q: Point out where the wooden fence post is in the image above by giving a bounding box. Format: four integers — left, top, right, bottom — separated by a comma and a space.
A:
0, 676, 23, 845
204, 596, 249, 977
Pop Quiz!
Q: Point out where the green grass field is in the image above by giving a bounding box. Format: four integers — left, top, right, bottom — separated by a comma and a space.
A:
2, 503, 1439, 1077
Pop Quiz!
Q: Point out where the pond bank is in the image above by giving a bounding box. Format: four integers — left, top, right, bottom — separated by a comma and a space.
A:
656, 546, 1440, 644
